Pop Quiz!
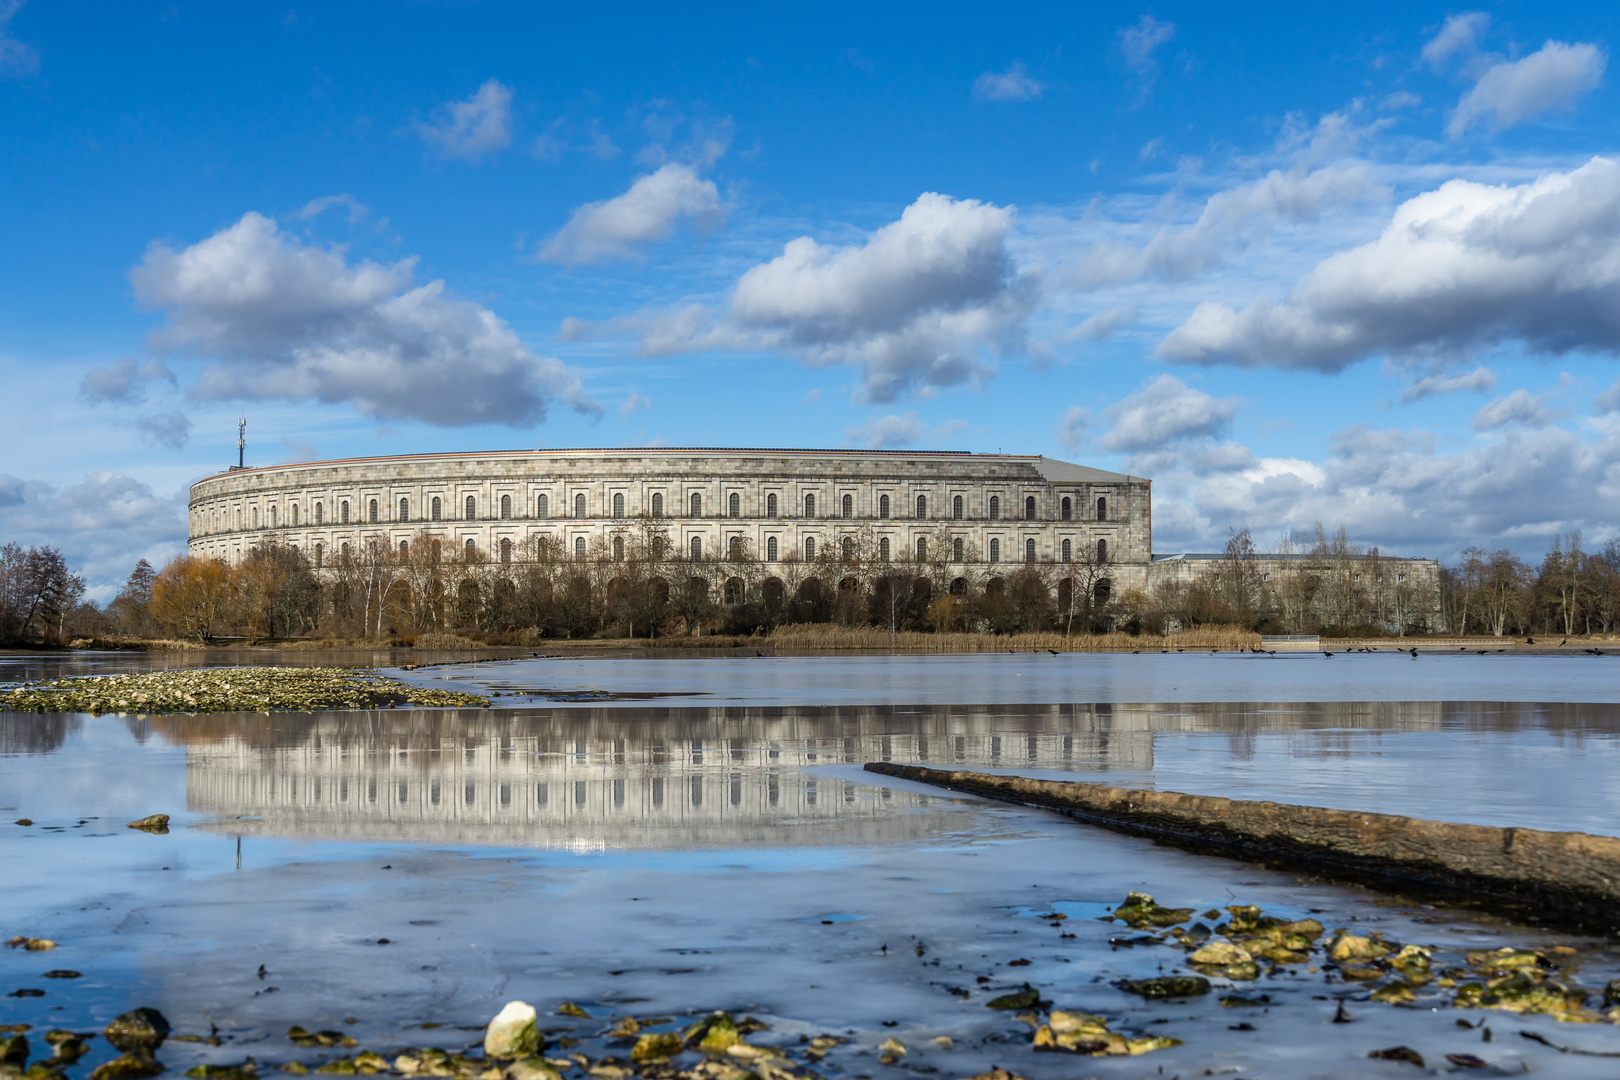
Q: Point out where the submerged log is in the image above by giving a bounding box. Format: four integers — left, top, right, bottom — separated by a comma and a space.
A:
863, 762, 1620, 929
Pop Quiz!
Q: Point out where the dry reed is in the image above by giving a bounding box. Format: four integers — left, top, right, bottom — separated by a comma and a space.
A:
763, 623, 1260, 653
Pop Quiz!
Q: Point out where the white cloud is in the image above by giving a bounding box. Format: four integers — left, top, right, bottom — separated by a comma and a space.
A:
1058, 406, 1090, 452
1381, 91, 1423, 111
844, 413, 969, 450
538, 164, 724, 264
1398, 367, 1495, 403
1096, 374, 1240, 452
1157, 157, 1620, 372
0, 0, 37, 77
131, 211, 598, 426
722, 192, 1036, 402
1120, 14, 1174, 77
415, 80, 513, 160
1138, 136, 1165, 161
1421, 12, 1490, 70
79, 357, 177, 404
1471, 388, 1556, 431
0, 472, 187, 598
1448, 41, 1606, 136
1060, 306, 1136, 343
291, 194, 368, 224
973, 62, 1042, 102
135, 411, 194, 449
1596, 378, 1620, 415
617, 393, 650, 416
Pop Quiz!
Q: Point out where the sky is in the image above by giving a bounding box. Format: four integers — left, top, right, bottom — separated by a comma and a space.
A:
3, 1, 1620, 599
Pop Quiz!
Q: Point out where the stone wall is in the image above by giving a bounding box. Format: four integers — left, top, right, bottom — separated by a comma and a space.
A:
187, 448, 1153, 588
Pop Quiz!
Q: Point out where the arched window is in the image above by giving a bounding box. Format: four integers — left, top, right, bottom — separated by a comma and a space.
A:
315, 502, 323, 525
252, 506, 259, 528
724, 577, 743, 605
613, 535, 624, 561
291, 504, 299, 526
500, 495, 512, 520
430, 497, 441, 522
841, 536, 855, 560
766, 536, 778, 561
916, 494, 927, 519
340, 542, 350, 560
953, 494, 963, 520
1061, 496, 1072, 521
399, 498, 409, 523
1097, 496, 1107, 521
500, 538, 512, 564
537, 494, 549, 518
368, 499, 378, 524
340, 501, 350, 524
1025, 496, 1036, 521
879, 537, 890, 562
842, 493, 853, 519
989, 538, 1000, 563
400, 539, 409, 556
613, 493, 625, 518
916, 537, 927, 561
729, 535, 742, 559
575, 493, 586, 518
1061, 538, 1071, 563
804, 493, 816, 518
879, 494, 890, 519
466, 538, 476, 555
269, 505, 276, 527
1025, 538, 1036, 562
651, 493, 663, 517
465, 495, 476, 521
575, 536, 586, 559
1097, 538, 1108, 562
729, 492, 740, 518
690, 535, 703, 560
953, 537, 964, 562
805, 536, 816, 559
988, 495, 1000, 521
766, 493, 777, 518
313, 542, 322, 569
690, 492, 702, 517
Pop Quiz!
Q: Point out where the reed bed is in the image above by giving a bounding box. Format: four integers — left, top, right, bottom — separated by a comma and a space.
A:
763, 624, 1260, 653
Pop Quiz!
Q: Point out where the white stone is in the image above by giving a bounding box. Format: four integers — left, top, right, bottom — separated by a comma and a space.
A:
484, 1000, 540, 1059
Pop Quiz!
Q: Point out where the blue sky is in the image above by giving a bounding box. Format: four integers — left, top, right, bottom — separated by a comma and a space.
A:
4, 1, 1620, 597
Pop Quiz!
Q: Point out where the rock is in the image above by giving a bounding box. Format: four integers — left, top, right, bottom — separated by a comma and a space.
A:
1605, 978, 1620, 1007
281, 1064, 308, 1076
603, 1019, 638, 1041
104, 1011, 170, 1052
1113, 893, 1194, 929
1115, 976, 1210, 999
0, 1037, 26, 1066
962, 1071, 1027, 1080
1328, 932, 1392, 962
484, 1002, 540, 1059
984, 986, 1040, 1010
184, 1066, 258, 1080
876, 1037, 905, 1064
89, 1051, 165, 1080
680, 1014, 739, 1053
126, 816, 170, 834
1369, 982, 1416, 1004
24, 1064, 67, 1080
929, 1037, 951, 1049
2, 939, 55, 952
1124, 1037, 1181, 1056
1368, 1046, 1424, 1067
1188, 941, 1252, 966
504, 1058, 560, 1080
629, 1035, 682, 1064
554, 1005, 589, 1020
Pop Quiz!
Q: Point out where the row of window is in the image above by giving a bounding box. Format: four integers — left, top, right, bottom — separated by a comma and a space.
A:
294, 534, 1110, 569
205, 492, 1113, 533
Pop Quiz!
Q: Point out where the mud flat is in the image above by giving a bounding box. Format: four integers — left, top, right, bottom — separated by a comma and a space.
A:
866, 763, 1620, 928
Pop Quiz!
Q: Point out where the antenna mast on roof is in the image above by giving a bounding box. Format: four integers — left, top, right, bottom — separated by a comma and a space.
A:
235, 418, 246, 470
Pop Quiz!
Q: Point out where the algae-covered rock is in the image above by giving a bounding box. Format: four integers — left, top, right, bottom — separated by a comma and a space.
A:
484, 1002, 541, 1059
1188, 941, 1252, 966
1389, 945, 1431, 975
90, 1051, 165, 1080
1125, 1036, 1182, 1055
104, 1011, 170, 1053
280, 1064, 309, 1075
1369, 982, 1416, 1004
629, 1035, 682, 1064
0, 1037, 26, 1067
504, 1058, 560, 1080
1605, 979, 1620, 1007
1454, 969, 1596, 1020
1328, 932, 1392, 963
1113, 893, 1194, 929
603, 1019, 638, 1041
554, 1005, 589, 1020
875, 1037, 906, 1065
185, 1066, 258, 1080
44, 1036, 88, 1067
1116, 975, 1210, 999
126, 815, 170, 834
681, 1013, 740, 1053
24, 1063, 67, 1080
1467, 948, 1545, 974
984, 986, 1041, 1010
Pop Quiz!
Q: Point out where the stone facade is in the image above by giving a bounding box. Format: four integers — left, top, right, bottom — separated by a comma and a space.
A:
188, 447, 1152, 587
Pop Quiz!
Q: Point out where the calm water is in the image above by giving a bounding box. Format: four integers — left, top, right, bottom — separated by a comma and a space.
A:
4, 652, 1620, 1078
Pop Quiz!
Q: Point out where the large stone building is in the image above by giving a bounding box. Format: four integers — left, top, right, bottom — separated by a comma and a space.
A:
187, 447, 1153, 588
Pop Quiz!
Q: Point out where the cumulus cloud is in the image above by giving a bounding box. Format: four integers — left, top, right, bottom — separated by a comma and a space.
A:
79, 357, 177, 404
1060, 306, 1136, 343
721, 192, 1035, 402
844, 412, 968, 450
1596, 378, 1620, 415
1471, 388, 1557, 431
973, 62, 1042, 102
1157, 157, 1620, 372
0, 0, 37, 77
1096, 374, 1240, 452
538, 164, 724, 264
1448, 41, 1606, 137
1120, 14, 1174, 81
0, 472, 187, 598
131, 211, 598, 426
1398, 367, 1496, 403
1421, 12, 1491, 70
415, 80, 513, 160
135, 411, 194, 449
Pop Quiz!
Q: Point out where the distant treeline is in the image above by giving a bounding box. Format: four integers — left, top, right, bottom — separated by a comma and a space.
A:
2, 522, 1614, 646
